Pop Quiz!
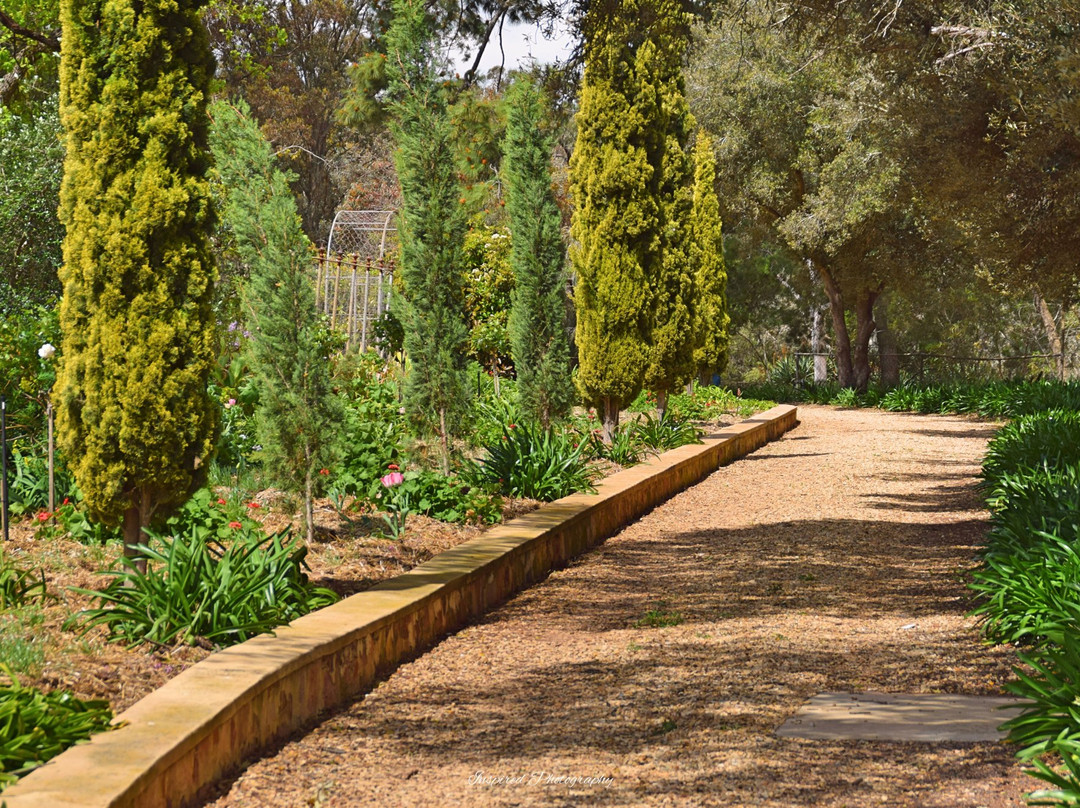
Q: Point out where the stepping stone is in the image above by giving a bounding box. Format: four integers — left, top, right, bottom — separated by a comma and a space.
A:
776, 692, 1024, 743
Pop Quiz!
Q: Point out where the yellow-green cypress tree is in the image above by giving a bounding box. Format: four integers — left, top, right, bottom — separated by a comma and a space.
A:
690, 133, 730, 384
570, 0, 663, 440
642, 0, 697, 417
55, 0, 218, 567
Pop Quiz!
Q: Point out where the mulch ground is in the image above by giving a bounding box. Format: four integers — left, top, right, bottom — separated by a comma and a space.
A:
201, 405, 1034, 808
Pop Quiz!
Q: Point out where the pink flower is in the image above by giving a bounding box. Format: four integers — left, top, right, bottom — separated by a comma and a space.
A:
228, 521, 242, 529
225, 398, 237, 409
381, 471, 405, 487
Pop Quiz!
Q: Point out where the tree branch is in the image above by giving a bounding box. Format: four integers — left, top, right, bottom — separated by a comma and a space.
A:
0, 9, 60, 51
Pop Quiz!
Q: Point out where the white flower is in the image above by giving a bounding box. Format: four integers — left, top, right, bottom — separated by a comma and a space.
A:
38, 343, 56, 360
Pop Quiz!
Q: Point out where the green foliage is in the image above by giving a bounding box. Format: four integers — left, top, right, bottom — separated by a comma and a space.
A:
468, 422, 597, 502
587, 421, 648, 466
378, 469, 502, 525
642, 1, 697, 405
964, 388, 1080, 803
585, 412, 702, 467
385, 0, 470, 468
209, 99, 344, 542
981, 411, 1080, 504
633, 412, 702, 452
570, 0, 661, 424
635, 602, 684, 628
0, 666, 113, 788
5, 441, 76, 517
0, 296, 59, 439
55, 0, 219, 539
334, 371, 406, 501
462, 223, 514, 373
0, 553, 48, 610
35, 498, 121, 545
68, 515, 338, 649
0, 100, 63, 304
502, 77, 574, 429
689, 133, 730, 382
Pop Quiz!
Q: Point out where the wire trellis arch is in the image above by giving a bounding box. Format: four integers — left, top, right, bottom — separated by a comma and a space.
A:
316, 210, 398, 352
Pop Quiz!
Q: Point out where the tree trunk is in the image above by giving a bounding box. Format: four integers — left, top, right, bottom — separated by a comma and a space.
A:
438, 407, 450, 475
1035, 289, 1066, 381
304, 461, 314, 545
655, 389, 668, 421
875, 292, 900, 388
601, 396, 620, 443
811, 303, 828, 384
852, 288, 879, 393
122, 493, 150, 575
807, 260, 827, 384
817, 263, 854, 388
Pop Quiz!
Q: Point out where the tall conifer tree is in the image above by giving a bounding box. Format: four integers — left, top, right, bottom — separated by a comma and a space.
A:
385, 0, 469, 472
55, 0, 218, 567
570, 1, 662, 441
209, 99, 342, 544
503, 77, 573, 429
642, 0, 697, 418
690, 133, 730, 384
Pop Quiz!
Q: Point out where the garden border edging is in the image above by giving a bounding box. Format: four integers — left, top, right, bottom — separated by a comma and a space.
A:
2, 404, 797, 808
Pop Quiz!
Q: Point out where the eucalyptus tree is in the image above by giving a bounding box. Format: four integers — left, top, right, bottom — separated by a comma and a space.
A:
688, 3, 928, 391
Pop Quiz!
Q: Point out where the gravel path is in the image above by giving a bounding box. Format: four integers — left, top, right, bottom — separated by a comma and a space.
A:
204, 406, 1031, 807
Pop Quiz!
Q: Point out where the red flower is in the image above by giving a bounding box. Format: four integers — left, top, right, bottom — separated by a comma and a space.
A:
36, 511, 51, 522
387, 463, 399, 471
319, 468, 330, 476
229, 521, 242, 529
62, 498, 70, 506
217, 498, 227, 505
247, 502, 261, 509
508, 423, 516, 429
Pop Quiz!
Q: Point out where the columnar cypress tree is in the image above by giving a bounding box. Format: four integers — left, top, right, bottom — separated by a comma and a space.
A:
642, 1, 697, 418
209, 99, 342, 544
55, 0, 218, 567
570, 1, 663, 441
503, 77, 574, 429
385, 0, 469, 472
690, 133, 730, 385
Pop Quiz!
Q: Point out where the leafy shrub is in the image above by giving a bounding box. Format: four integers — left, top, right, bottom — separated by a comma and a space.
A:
588, 420, 649, 466
6, 443, 79, 517
0, 299, 59, 439
34, 498, 123, 545
829, 387, 859, 408
68, 519, 338, 649
466, 382, 524, 450
632, 413, 703, 452
468, 422, 596, 501
971, 532, 1080, 647
767, 354, 814, 387
0, 554, 48, 610
967, 394, 1080, 804
0, 666, 114, 788
334, 373, 406, 500
982, 411, 1080, 502
377, 468, 503, 525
